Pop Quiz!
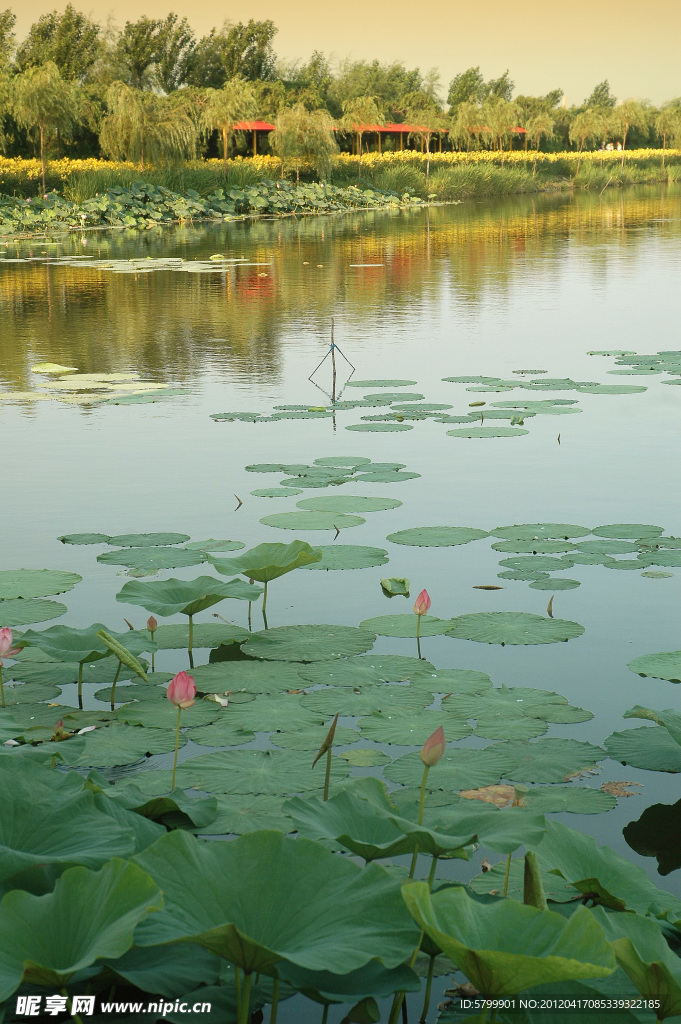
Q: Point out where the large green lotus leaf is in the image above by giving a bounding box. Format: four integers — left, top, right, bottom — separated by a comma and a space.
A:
134, 829, 418, 975
623, 799, 681, 876
0, 598, 67, 626
116, 576, 259, 617
100, 943, 223, 999
446, 613, 584, 645
590, 907, 681, 1018
402, 883, 615, 995
0, 764, 136, 884
347, 380, 417, 388
108, 532, 191, 547
492, 539, 577, 554
359, 614, 455, 638
592, 524, 664, 539
194, 794, 295, 835
499, 738, 606, 783
94, 677, 171, 703
577, 384, 647, 394
150, 623, 250, 651
251, 487, 304, 497
641, 550, 681, 567
279, 961, 419, 1006
7, 703, 116, 730
443, 688, 593, 729
384, 747, 515, 791
346, 422, 413, 432
568, 552, 612, 565
575, 539, 639, 555
183, 718, 256, 747
183, 539, 246, 552
413, 668, 493, 695
535, 821, 681, 921
498, 556, 573, 571
5, 658, 138, 687
313, 456, 372, 467
2, 682, 61, 704
303, 545, 390, 570
624, 705, 681, 747
58, 533, 110, 545
0, 569, 81, 599
218, 697, 323, 734
492, 523, 590, 540
605, 726, 681, 772
297, 495, 401, 513
241, 624, 375, 662
300, 684, 431, 717
0, 859, 162, 1000
57, 723, 185, 768
469, 858, 582, 904
521, 786, 616, 814
447, 426, 529, 438
260, 511, 366, 530
629, 650, 681, 683
176, 748, 349, 795
18, 623, 121, 663
209, 541, 322, 582
90, 780, 218, 831
270, 724, 359, 750
117, 699, 222, 729
298, 654, 430, 688
354, 471, 421, 483
387, 527, 488, 547
359, 709, 472, 743
98, 547, 206, 571
246, 463, 310, 474
189, 660, 304, 695
529, 578, 581, 591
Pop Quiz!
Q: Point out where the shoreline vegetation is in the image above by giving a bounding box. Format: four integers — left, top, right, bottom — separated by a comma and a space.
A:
1, 150, 680, 237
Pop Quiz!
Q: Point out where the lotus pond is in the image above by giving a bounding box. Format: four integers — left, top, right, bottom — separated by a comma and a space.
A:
2, 185, 681, 1024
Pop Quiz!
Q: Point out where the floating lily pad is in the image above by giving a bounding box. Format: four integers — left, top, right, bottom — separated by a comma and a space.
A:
492, 540, 576, 554
183, 719, 256, 747
497, 570, 550, 582
177, 748, 350, 795
384, 747, 515, 791
221, 697, 323, 735
241, 624, 375, 662
346, 380, 417, 388
259, 511, 365, 530
298, 655, 427, 688
303, 545, 389, 571
109, 533, 191, 547
628, 650, 681, 682
529, 578, 581, 591
498, 556, 573, 571
592, 524, 664, 540
296, 495, 401, 513
576, 384, 647, 394
607, 724, 681, 771
359, 614, 455, 638
117, 699, 222, 730
641, 571, 674, 579
500, 738, 606, 783
251, 488, 303, 497
314, 456, 372, 468
446, 612, 584, 645
245, 464, 310, 474
300, 685, 430, 717
57, 723, 184, 768
189, 660, 304, 695
32, 362, 79, 374
270, 724, 359, 750
413, 668, 493, 695
359, 709, 471, 744
354, 471, 420, 483
210, 411, 264, 422
98, 547, 206, 571
58, 534, 109, 546
0, 598, 67, 626
521, 786, 617, 814
0, 569, 81, 600
387, 527, 488, 548
447, 426, 529, 438
183, 539, 246, 552
2, 681, 62, 704
493, 523, 590, 540
576, 540, 639, 556
346, 422, 413, 432
634, 550, 681, 567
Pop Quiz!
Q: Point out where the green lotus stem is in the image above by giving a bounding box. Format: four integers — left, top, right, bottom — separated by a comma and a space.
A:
503, 851, 512, 898
188, 615, 194, 664
479, 1007, 490, 1024
238, 971, 252, 1024
427, 854, 438, 889
416, 613, 422, 659
263, 581, 268, 618
110, 660, 122, 710
149, 628, 155, 671
62, 988, 84, 1024
419, 953, 436, 1023
171, 705, 182, 790
77, 661, 84, 709
389, 929, 425, 1024
0, 665, 4, 708
270, 975, 279, 1024
247, 601, 252, 631
408, 763, 430, 878
323, 745, 332, 801
320, 1005, 329, 1024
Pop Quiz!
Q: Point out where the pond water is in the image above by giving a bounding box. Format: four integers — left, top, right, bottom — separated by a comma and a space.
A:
2, 186, 681, 1015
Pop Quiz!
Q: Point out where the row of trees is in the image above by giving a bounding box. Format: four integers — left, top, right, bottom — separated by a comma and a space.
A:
0, 6, 680, 181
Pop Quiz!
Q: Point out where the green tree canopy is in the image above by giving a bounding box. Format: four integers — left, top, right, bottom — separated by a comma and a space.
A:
113, 17, 164, 89
270, 102, 338, 180
330, 59, 425, 120
14, 5, 100, 82
0, 8, 15, 70
447, 66, 485, 108
12, 61, 81, 188
155, 14, 196, 93
610, 99, 647, 158
569, 107, 606, 172
99, 81, 197, 168
340, 94, 383, 175
187, 20, 277, 88
200, 76, 257, 164
584, 80, 616, 108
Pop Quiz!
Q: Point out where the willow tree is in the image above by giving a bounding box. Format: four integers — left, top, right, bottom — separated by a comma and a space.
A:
200, 77, 256, 168
340, 95, 383, 176
12, 61, 80, 191
569, 108, 604, 174
100, 81, 197, 169
269, 103, 337, 181
656, 105, 681, 168
481, 97, 519, 165
525, 112, 554, 175
449, 100, 480, 158
610, 100, 647, 166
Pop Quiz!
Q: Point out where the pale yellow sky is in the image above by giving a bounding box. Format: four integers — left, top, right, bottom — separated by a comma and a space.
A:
12, 0, 681, 105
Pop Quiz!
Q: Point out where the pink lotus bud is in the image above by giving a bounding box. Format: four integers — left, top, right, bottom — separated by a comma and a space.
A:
147, 615, 158, 633
167, 670, 196, 709
420, 725, 445, 767
0, 627, 22, 664
413, 589, 431, 616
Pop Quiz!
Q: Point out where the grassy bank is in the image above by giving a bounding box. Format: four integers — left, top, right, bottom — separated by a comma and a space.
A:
0, 149, 679, 234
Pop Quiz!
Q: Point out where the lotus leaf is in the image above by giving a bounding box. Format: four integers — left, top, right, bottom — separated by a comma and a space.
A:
298, 654, 428, 687
88, 776, 218, 830
58, 533, 110, 545
246, 464, 310, 474
242, 624, 375, 662
413, 668, 493, 694
134, 829, 418, 976
359, 614, 456, 637
117, 699, 222, 729
576, 539, 639, 555
498, 570, 551, 581
149, 623, 250, 650
300, 683, 430, 717
108, 532, 191, 547
297, 495, 401, 513
592, 523, 664, 539
56, 722, 186, 768
498, 555, 573, 571
346, 422, 413, 431
529, 578, 581, 590
0, 859, 162, 1001
493, 523, 590, 540
260, 511, 366, 530
623, 799, 681, 875
270, 724, 359, 750
492, 539, 576, 554
577, 384, 647, 393
190, 660, 304, 694
217, 696, 322, 734
387, 526, 488, 547
303, 545, 390, 570
100, 943, 223, 999
498, 737, 605, 783
624, 705, 681, 746
191, 794, 294, 836
402, 883, 615, 995
279, 961, 419, 1007
116, 576, 259, 617
380, 577, 410, 597
210, 540, 322, 583
384, 747, 515, 791
354, 471, 421, 483
641, 570, 674, 578
446, 612, 584, 645
359, 709, 472, 743
0, 598, 67, 626
0, 569, 81, 599
520, 786, 616, 814
447, 426, 529, 437
605, 725, 681, 772
98, 546, 206, 570
176, 747, 349, 795
2, 682, 61, 703
251, 487, 303, 497
18, 623, 136, 664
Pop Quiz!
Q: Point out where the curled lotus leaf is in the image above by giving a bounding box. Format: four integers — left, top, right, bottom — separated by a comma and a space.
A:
387, 526, 488, 548
446, 612, 585, 645
0, 569, 82, 600
17, 623, 150, 664
380, 577, 410, 597
241, 624, 375, 662
209, 540, 322, 583
116, 576, 260, 618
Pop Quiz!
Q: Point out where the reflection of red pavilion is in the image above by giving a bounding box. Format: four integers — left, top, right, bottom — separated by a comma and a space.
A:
231, 121, 276, 156
235, 270, 275, 301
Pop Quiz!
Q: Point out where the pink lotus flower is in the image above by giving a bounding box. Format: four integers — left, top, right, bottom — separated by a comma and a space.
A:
147, 615, 158, 632
420, 725, 445, 767
0, 628, 22, 665
167, 671, 196, 709
413, 589, 431, 616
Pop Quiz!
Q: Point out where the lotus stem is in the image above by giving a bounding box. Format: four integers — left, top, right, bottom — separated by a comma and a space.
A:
238, 971, 252, 1024
77, 661, 83, 710
419, 954, 436, 1023
270, 975, 279, 1024
503, 852, 512, 898
110, 660, 122, 711
188, 615, 194, 666
263, 581, 268, 618
323, 745, 332, 801
408, 763, 430, 878
416, 613, 422, 659
248, 601, 252, 631
0, 665, 4, 708
479, 1007, 490, 1024
62, 988, 83, 1024
171, 705, 182, 790
427, 854, 438, 889
320, 1006, 329, 1024
148, 627, 155, 671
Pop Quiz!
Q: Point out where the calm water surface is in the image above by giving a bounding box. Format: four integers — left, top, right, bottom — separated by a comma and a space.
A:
2, 187, 681, 935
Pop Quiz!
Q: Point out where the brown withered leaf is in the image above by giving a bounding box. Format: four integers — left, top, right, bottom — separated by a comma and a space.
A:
459, 784, 515, 807
473, 585, 504, 591
547, 595, 554, 618
481, 857, 492, 873
601, 781, 642, 798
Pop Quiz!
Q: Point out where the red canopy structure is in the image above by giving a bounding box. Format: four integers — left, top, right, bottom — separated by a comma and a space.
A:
231, 121, 276, 156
